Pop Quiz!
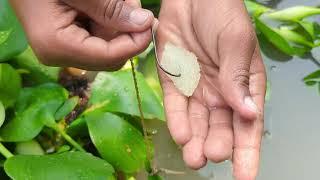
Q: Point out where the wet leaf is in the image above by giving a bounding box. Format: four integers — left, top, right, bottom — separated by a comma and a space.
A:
15, 140, 45, 155
266, 6, 320, 21
86, 111, 148, 173
55, 96, 79, 120
244, 0, 271, 17
255, 17, 306, 56
89, 70, 164, 121
0, 0, 28, 61
11, 47, 60, 85
4, 152, 115, 180
0, 63, 21, 108
0, 83, 68, 142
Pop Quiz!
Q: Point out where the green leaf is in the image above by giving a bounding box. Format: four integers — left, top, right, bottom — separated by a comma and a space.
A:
0, 83, 68, 142
303, 70, 320, 84
305, 81, 317, 86
89, 70, 164, 121
244, 0, 271, 17
11, 47, 61, 85
67, 116, 87, 137
0, 0, 28, 61
55, 96, 79, 120
255, 17, 306, 56
148, 175, 164, 180
0, 29, 11, 44
274, 27, 314, 47
266, 6, 320, 21
15, 140, 45, 155
0, 63, 22, 108
141, 0, 160, 6
0, 101, 4, 127
4, 152, 115, 180
298, 21, 317, 40
86, 111, 148, 173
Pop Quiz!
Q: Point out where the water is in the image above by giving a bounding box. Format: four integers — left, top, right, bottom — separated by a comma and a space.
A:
141, 0, 320, 179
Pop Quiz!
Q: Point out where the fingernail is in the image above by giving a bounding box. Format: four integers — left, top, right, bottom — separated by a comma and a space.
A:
130, 9, 150, 25
244, 96, 258, 113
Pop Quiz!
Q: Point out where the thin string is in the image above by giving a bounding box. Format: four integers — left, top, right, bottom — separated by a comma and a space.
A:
130, 59, 153, 173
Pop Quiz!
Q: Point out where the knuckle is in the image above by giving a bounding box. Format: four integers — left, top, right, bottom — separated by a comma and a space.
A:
102, 0, 124, 20
232, 69, 250, 87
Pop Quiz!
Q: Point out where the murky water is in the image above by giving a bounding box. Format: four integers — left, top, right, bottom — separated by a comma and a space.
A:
140, 0, 320, 179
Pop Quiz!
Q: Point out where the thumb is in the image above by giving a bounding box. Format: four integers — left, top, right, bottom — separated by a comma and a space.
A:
62, 0, 154, 32
218, 24, 258, 120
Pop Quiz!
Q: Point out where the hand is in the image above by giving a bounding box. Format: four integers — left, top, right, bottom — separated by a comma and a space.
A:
9, 0, 154, 70
156, 0, 266, 179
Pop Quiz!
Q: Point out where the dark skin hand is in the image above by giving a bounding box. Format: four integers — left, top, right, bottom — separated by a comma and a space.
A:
156, 0, 266, 179
9, 0, 154, 70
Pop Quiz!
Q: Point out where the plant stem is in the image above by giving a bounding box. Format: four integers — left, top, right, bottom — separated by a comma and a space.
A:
0, 143, 13, 159
130, 59, 154, 173
52, 125, 86, 152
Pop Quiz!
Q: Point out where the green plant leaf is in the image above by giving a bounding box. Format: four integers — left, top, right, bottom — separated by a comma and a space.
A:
0, 63, 22, 108
141, 0, 160, 5
0, 83, 68, 142
11, 47, 60, 85
274, 27, 314, 47
303, 70, 320, 86
86, 111, 148, 173
89, 70, 164, 121
298, 21, 317, 40
255, 17, 306, 56
0, 101, 4, 128
4, 152, 115, 180
244, 0, 271, 17
0, 0, 28, 61
55, 96, 79, 120
148, 175, 164, 180
266, 6, 320, 21
15, 140, 45, 155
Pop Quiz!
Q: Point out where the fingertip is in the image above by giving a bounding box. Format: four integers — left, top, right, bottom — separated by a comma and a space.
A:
182, 138, 207, 170
168, 120, 192, 145
172, 129, 192, 145
127, 8, 154, 31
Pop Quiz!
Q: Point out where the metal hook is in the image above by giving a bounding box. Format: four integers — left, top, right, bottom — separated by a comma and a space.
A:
151, 27, 181, 77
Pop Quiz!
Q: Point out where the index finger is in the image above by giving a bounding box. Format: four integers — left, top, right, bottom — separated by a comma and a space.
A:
233, 45, 266, 180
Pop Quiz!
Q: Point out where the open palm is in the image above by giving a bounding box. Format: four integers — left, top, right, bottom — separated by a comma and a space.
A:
156, 0, 266, 179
